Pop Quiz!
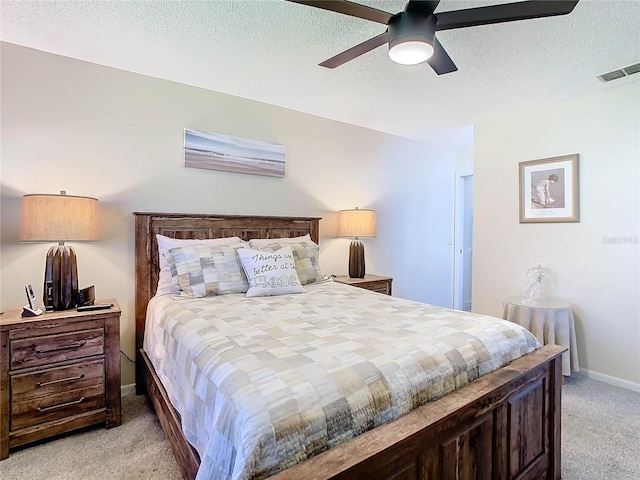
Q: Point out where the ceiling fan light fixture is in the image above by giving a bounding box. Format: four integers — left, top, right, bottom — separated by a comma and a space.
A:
387, 11, 436, 66
389, 40, 434, 65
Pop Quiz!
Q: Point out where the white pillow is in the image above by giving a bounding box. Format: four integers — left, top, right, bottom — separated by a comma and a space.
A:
155, 234, 245, 296
248, 234, 313, 248
237, 245, 305, 298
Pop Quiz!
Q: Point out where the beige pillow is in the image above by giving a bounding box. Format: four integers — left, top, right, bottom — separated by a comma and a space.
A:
156, 234, 245, 296
164, 244, 249, 298
248, 234, 313, 248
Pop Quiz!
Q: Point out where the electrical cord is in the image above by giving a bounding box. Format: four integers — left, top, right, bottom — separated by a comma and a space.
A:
120, 349, 135, 364
120, 350, 137, 398
121, 384, 136, 399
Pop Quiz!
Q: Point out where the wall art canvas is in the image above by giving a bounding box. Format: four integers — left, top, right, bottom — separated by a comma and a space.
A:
519, 154, 579, 223
184, 129, 286, 178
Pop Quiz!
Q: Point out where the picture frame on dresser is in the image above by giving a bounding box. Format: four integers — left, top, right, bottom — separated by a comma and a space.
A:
519, 153, 579, 223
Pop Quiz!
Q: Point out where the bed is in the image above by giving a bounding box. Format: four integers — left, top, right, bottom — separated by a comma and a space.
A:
134, 212, 565, 480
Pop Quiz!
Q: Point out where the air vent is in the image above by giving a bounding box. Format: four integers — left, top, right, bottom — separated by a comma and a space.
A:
597, 62, 640, 83
623, 63, 640, 76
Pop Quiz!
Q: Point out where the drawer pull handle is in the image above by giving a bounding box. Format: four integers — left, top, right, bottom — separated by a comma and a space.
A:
36, 397, 85, 413
35, 341, 87, 354
36, 374, 85, 388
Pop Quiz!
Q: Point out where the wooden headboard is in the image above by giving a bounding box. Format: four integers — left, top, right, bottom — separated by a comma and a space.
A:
133, 212, 321, 386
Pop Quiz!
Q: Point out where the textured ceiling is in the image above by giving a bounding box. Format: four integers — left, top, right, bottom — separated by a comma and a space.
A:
2, 0, 639, 148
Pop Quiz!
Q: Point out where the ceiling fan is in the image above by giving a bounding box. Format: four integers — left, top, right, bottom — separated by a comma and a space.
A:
287, 0, 579, 74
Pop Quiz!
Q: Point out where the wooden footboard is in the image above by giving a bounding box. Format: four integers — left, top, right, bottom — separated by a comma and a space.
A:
141, 344, 564, 480
141, 351, 199, 480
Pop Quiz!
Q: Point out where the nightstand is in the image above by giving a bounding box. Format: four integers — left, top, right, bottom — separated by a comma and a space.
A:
333, 274, 393, 295
0, 300, 122, 459
502, 297, 579, 376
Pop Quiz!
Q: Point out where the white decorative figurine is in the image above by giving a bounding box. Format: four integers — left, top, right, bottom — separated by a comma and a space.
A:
523, 264, 552, 301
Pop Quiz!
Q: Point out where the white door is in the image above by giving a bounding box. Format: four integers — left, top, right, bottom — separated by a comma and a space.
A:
454, 174, 473, 311
461, 176, 473, 311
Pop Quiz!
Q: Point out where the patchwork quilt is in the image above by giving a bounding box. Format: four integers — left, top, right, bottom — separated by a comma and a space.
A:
144, 281, 540, 480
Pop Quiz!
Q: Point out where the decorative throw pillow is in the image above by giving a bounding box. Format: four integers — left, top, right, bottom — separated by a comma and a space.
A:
155, 234, 245, 296
164, 244, 249, 298
237, 245, 305, 298
257, 241, 323, 285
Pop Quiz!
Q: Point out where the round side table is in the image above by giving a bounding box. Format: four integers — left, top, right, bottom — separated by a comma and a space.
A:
502, 296, 579, 376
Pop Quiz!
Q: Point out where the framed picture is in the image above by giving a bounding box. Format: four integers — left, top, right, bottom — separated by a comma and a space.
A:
519, 154, 579, 223
184, 128, 286, 178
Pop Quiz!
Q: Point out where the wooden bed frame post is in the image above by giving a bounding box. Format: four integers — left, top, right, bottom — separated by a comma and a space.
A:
549, 351, 563, 480
134, 213, 152, 395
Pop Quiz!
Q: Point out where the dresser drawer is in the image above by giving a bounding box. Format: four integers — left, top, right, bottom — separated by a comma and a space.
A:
333, 275, 392, 296
11, 359, 105, 430
10, 328, 104, 370
361, 281, 391, 294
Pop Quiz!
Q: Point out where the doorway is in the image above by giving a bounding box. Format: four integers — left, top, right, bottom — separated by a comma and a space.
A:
454, 174, 473, 311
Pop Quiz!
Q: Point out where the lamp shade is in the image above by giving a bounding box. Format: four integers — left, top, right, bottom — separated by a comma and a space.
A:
338, 208, 376, 238
20, 193, 99, 242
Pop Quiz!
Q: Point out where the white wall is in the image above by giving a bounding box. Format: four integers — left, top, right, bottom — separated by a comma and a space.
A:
0, 43, 456, 384
473, 81, 640, 389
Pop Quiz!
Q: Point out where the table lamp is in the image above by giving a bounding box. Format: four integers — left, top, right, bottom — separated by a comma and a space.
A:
338, 207, 376, 278
20, 191, 99, 310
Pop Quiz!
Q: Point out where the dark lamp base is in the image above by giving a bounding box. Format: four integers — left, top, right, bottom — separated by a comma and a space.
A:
43, 245, 78, 310
348, 240, 366, 278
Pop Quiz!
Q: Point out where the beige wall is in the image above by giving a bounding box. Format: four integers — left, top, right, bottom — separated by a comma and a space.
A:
0, 43, 457, 385
473, 81, 640, 389
3, 43, 637, 390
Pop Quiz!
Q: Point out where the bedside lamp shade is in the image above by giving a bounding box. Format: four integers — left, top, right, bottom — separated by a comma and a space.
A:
20, 194, 99, 242
20, 192, 99, 310
338, 208, 376, 278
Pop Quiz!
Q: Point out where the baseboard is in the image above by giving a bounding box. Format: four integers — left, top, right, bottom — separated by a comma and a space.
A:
580, 368, 640, 393
121, 383, 136, 398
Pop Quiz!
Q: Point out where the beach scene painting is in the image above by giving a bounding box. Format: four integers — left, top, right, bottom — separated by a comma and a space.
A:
184, 128, 286, 178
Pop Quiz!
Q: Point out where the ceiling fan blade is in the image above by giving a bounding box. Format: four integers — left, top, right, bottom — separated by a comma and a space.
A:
435, 0, 579, 31
320, 32, 389, 68
427, 38, 458, 75
405, 1, 441, 15
286, 0, 392, 25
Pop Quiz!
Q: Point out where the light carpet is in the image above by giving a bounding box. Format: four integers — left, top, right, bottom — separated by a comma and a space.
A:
1, 373, 638, 479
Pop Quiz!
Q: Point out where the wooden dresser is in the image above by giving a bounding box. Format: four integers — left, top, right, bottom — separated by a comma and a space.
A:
333, 274, 393, 295
0, 300, 121, 459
